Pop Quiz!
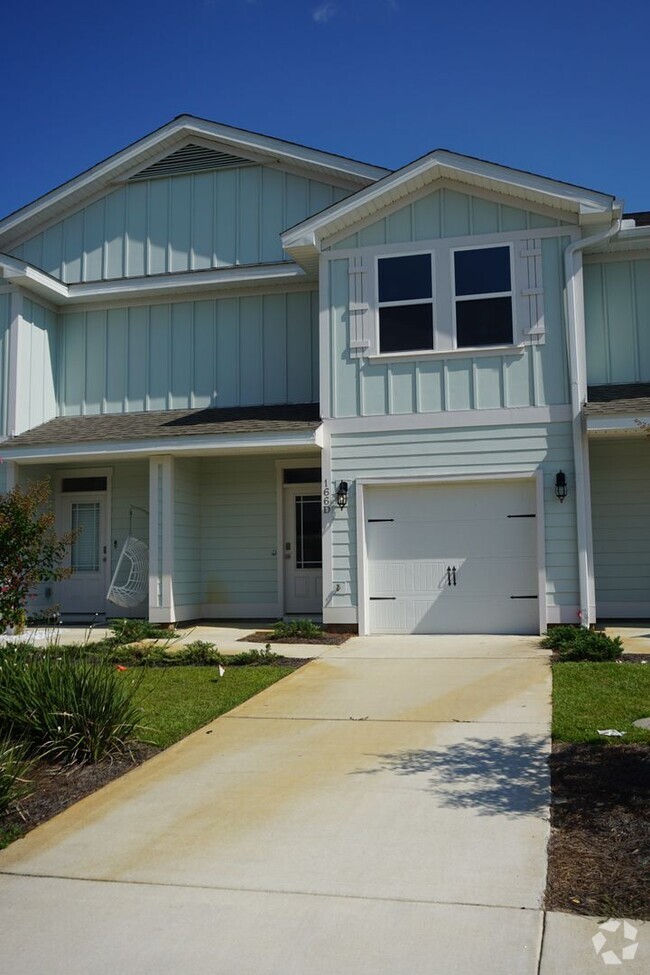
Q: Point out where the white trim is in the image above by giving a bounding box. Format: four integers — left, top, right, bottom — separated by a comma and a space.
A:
355, 470, 547, 636
148, 457, 161, 616
6, 290, 21, 438
3, 429, 319, 463
320, 426, 334, 622
282, 150, 615, 253
367, 345, 527, 364
0, 116, 386, 245
319, 252, 332, 419
325, 405, 572, 433
586, 415, 650, 434
161, 456, 175, 619
3, 460, 17, 491
274, 457, 323, 617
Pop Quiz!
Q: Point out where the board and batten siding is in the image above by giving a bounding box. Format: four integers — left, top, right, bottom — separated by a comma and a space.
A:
328, 233, 571, 418
11, 167, 349, 283
328, 188, 572, 250
14, 298, 57, 436
0, 291, 12, 438
590, 438, 650, 617
58, 291, 319, 415
326, 422, 578, 625
174, 458, 202, 614
584, 258, 650, 384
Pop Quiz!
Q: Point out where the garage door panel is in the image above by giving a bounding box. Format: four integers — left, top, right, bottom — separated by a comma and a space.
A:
365, 481, 539, 635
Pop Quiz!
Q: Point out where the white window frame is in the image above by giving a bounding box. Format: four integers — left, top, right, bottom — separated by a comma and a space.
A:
451, 242, 515, 352
375, 250, 436, 355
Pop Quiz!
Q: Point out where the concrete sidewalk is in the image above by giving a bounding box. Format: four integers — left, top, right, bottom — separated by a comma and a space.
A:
0, 636, 643, 973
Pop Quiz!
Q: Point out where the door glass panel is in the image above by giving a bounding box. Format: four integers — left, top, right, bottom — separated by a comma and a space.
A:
71, 502, 100, 573
295, 495, 322, 569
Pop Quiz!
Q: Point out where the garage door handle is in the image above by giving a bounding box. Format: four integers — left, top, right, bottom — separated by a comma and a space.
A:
452, 566, 457, 586
446, 566, 451, 586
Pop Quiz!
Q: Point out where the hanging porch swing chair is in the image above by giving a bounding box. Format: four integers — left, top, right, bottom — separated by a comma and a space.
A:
106, 505, 149, 608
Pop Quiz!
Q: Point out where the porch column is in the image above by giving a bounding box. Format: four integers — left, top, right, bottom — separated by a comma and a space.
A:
148, 455, 176, 624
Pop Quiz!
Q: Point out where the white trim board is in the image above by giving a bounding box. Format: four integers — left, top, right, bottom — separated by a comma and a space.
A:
324, 405, 572, 432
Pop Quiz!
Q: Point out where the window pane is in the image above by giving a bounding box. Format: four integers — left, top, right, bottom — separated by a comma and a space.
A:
283, 468, 321, 484
378, 254, 432, 303
295, 495, 322, 569
379, 304, 434, 353
61, 477, 107, 493
454, 246, 511, 297
71, 502, 100, 573
456, 297, 513, 348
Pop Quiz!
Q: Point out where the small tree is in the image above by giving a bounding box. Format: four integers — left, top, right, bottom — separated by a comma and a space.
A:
0, 480, 73, 632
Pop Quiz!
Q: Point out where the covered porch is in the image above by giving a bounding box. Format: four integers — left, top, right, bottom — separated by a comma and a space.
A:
2, 404, 323, 625
586, 384, 650, 620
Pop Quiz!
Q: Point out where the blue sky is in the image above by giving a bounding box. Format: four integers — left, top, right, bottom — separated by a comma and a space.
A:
2, 0, 649, 218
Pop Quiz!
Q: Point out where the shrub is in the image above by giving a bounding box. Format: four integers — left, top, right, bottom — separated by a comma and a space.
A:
227, 645, 279, 666
271, 619, 325, 640
0, 738, 34, 816
542, 626, 623, 662
108, 618, 173, 645
0, 480, 73, 632
0, 650, 144, 765
541, 625, 581, 650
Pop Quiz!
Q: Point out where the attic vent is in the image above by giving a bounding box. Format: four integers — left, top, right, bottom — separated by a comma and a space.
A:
128, 143, 253, 181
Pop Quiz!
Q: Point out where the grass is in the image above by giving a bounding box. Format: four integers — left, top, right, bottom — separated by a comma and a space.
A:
552, 662, 650, 744
134, 664, 295, 748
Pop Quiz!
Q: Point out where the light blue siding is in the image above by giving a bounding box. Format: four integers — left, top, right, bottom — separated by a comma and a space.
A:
174, 459, 202, 612
200, 455, 279, 612
0, 292, 12, 437
330, 189, 573, 250
590, 438, 650, 615
58, 290, 318, 415
16, 298, 57, 434
12, 167, 350, 282
585, 259, 650, 384
329, 235, 570, 418
329, 422, 578, 622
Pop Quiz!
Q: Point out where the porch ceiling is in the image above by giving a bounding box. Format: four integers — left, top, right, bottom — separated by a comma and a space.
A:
585, 383, 650, 436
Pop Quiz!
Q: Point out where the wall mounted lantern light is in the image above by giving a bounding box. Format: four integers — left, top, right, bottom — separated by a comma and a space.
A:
336, 481, 349, 510
555, 470, 568, 503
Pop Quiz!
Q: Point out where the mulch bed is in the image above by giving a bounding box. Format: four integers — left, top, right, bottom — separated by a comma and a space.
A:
1, 744, 160, 844
546, 742, 650, 919
242, 632, 353, 646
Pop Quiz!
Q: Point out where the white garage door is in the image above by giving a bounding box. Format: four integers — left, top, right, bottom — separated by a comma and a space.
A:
365, 481, 539, 635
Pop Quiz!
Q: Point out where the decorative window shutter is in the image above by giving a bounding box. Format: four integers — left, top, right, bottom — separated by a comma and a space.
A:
348, 255, 372, 358
515, 238, 545, 343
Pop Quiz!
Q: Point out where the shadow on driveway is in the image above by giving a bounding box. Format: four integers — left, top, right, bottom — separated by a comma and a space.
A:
354, 733, 549, 820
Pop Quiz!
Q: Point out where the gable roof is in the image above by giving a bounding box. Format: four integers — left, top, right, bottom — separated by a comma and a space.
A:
0, 115, 389, 249
282, 148, 621, 267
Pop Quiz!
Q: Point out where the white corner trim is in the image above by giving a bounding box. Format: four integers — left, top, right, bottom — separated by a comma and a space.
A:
325, 405, 571, 434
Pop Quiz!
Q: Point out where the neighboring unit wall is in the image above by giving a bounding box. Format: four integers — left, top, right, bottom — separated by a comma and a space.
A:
58, 291, 319, 415
590, 438, 650, 617
0, 291, 11, 438
12, 168, 349, 282
200, 455, 279, 617
584, 258, 650, 384
325, 421, 578, 626
14, 298, 57, 436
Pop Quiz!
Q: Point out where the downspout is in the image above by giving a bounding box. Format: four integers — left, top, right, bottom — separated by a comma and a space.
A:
564, 210, 622, 627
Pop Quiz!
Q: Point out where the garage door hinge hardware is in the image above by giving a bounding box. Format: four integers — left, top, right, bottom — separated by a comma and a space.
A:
370, 597, 396, 600
510, 595, 538, 599
507, 514, 536, 518
367, 518, 394, 523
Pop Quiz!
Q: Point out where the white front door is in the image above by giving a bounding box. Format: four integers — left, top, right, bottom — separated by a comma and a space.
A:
365, 480, 539, 635
58, 494, 108, 620
283, 485, 323, 615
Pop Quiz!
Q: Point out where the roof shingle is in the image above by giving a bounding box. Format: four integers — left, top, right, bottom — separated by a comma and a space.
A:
585, 383, 650, 416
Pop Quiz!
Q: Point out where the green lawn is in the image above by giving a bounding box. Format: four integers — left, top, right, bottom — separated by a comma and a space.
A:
552, 662, 650, 744
134, 664, 295, 747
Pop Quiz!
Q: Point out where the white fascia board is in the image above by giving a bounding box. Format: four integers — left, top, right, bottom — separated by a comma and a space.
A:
3, 430, 319, 463
0, 257, 308, 307
586, 415, 650, 435
0, 117, 387, 245
282, 150, 616, 252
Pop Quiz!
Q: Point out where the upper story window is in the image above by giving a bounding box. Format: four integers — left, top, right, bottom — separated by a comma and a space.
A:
377, 254, 434, 353
453, 245, 513, 348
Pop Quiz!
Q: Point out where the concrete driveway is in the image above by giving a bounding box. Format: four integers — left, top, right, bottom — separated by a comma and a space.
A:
0, 635, 615, 973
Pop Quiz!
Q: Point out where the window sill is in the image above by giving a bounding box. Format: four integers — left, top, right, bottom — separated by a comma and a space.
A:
365, 344, 528, 364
